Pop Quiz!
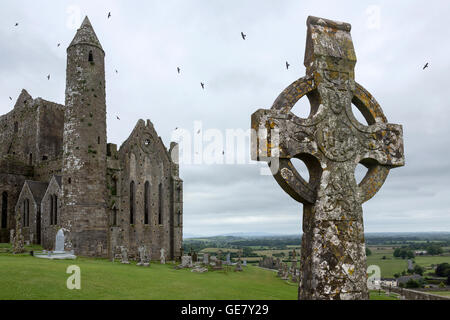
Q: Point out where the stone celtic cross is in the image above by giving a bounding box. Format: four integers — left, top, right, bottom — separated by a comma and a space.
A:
251, 16, 404, 300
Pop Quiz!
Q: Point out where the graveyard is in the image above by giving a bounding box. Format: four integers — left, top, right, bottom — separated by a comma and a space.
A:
0, 243, 398, 300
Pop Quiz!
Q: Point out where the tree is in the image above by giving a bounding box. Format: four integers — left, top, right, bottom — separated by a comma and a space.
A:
436, 263, 450, 277
439, 282, 446, 288
405, 279, 420, 288
413, 264, 424, 276
366, 248, 372, 256
406, 250, 415, 259
427, 245, 443, 255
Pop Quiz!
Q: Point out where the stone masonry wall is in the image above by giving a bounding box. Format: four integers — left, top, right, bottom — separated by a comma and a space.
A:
115, 120, 181, 260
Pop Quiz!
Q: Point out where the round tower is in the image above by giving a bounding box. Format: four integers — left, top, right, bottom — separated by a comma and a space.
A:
61, 16, 108, 257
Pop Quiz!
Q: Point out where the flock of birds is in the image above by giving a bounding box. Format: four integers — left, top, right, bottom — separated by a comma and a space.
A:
9, 11, 431, 120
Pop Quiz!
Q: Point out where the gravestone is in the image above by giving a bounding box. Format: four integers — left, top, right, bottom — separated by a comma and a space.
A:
113, 246, 122, 262
292, 272, 299, 283
54, 229, 65, 253
120, 246, 130, 264
251, 16, 404, 300
192, 251, 198, 263
203, 253, 210, 265
213, 251, 223, 270
213, 258, 223, 270
191, 266, 208, 273
234, 250, 243, 271
226, 253, 231, 265
243, 259, 247, 266
181, 255, 193, 268
160, 248, 166, 264
96, 242, 103, 256
277, 263, 283, 277
291, 250, 298, 273
137, 245, 150, 267
281, 263, 289, 280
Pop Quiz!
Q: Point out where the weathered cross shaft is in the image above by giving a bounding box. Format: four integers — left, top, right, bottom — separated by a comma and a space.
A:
251, 16, 404, 299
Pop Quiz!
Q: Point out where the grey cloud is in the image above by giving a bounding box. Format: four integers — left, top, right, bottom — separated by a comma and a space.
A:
1, 0, 449, 236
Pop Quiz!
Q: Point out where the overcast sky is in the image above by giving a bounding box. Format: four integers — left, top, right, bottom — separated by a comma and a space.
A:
1, 1, 449, 236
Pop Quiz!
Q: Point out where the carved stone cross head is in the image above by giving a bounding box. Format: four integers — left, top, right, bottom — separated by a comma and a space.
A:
251, 16, 404, 300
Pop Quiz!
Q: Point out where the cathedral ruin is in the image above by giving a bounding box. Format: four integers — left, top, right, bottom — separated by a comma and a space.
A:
0, 17, 183, 260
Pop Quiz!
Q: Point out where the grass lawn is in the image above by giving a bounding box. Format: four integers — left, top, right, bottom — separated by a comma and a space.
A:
0, 251, 396, 300
0, 252, 297, 300
369, 290, 399, 300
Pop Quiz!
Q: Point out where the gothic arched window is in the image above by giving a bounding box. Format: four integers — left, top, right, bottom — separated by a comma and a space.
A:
130, 181, 135, 225
50, 195, 54, 226
1, 192, 7, 229
112, 177, 117, 196
144, 181, 150, 225
53, 195, 58, 225
112, 205, 117, 226
23, 199, 30, 227
158, 183, 163, 225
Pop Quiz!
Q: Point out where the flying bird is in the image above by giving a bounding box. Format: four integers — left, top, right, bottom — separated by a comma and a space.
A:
115, 69, 118, 74
200, 82, 205, 89
177, 67, 181, 74
286, 61, 290, 70
9, 96, 12, 100
197, 129, 201, 134
57, 43, 60, 47
116, 116, 120, 120
47, 74, 50, 80
423, 62, 429, 70
14, 22, 18, 27
241, 32, 246, 40
108, 12, 111, 19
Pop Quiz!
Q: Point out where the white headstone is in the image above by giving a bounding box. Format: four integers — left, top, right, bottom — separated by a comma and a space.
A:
10, 229, 14, 244
160, 248, 166, 264
54, 229, 65, 253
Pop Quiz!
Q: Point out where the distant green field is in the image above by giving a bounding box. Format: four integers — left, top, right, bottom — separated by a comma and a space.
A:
427, 291, 450, 297
366, 246, 450, 278
200, 248, 240, 253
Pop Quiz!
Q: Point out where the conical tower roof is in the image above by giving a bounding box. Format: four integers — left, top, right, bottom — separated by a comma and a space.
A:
68, 16, 103, 51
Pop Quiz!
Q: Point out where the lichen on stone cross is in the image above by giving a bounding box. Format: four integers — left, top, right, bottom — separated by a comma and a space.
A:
251, 16, 404, 300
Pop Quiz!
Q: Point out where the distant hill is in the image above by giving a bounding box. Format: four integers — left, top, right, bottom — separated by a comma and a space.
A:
184, 232, 450, 241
